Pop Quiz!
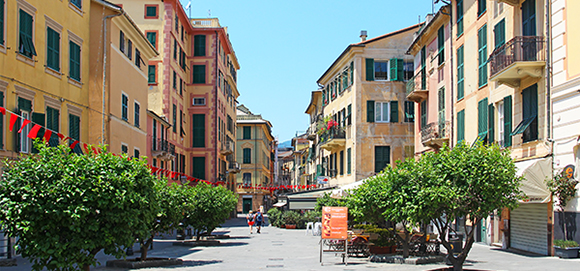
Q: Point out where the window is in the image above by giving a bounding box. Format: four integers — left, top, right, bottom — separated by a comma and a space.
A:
374, 146, 390, 173
119, 31, 125, 53
403, 61, 414, 81
69, 41, 81, 81
497, 101, 504, 146
70, 0, 82, 10
437, 25, 445, 65
127, 39, 132, 60
374, 102, 390, 122
478, 0, 486, 17
346, 104, 352, 125
134, 49, 141, 68
193, 97, 205, 106
121, 94, 128, 121
243, 173, 251, 185
512, 84, 538, 142
173, 71, 177, 89
134, 102, 140, 128
134, 149, 140, 158
347, 147, 351, 174
179, 109, 183, 136
192, 114, 205, 147
0, 0, 4, 46
522, 0, 536, 36
145, 5, 157, 18
420, 100, 427, 129
457, 45, 464, 100
374, 61, 389, 80
172, 104, 177, 133
0, 92, 3, 149
146, 32, 156, 49
194, 35, 206, 56
148, 65, 156, 83
404, 101, 414, 122
457, 109, 465, 143
69, 114, 80, 152
478, 24, 488, 88
243, 148, 251, 164
478, 98, 489, 143
173, 39, 177, 60
46, 27, 60, 71
174, 14, 179, 32
339, 150, 344, 175
243, 126, 251, 139
179, 78, 183, 96
457, 0, 464, 36
121, 144, 128, 154
503, 95, 512, 147
193, 65, 206, 84
420, 47, 426, 89
494, 19, 506, 49
19, 9, 36, 58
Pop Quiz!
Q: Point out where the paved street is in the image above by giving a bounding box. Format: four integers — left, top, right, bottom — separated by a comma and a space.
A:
4, 215, 580, 271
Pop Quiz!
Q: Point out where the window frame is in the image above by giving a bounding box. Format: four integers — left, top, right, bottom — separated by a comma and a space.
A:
145, 31, 157, 49
0, 0, 5, 50
374, 60, 390, 81
374, 101, 391, 123
134, 100, 140, 128
45, 17, 62, 73
148, 64, 156, 84
121, 93, 128, 121
193, 97, 206, 106
144, 4, 159, 19
18, 6, 37, 60
192, 65, 206, 84
478, 24, 488, 88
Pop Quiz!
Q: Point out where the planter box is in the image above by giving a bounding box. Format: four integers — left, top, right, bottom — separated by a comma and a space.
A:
285, 224, 297, 229
369, 245, 391, 255
554, 246, 580, 259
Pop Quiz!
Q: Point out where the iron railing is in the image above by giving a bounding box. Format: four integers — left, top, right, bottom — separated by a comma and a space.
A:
406, 70, 427, 96
228, 162, 240, 172
152, 138, 175, 155
318, 127, 346, 145
489, 36, 545, 77
421, 121, 451, 143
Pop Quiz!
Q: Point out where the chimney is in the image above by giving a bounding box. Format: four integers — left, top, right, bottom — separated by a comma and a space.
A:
360, 30, 367, 42
425, 13, 434, 24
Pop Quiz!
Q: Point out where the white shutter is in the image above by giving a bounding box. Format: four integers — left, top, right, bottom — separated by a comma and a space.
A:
510, 203, 548, 255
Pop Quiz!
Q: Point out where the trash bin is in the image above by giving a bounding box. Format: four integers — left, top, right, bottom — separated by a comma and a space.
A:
445, 232, 463, 265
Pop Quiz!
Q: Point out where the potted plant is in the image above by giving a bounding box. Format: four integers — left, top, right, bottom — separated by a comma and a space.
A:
367, 227, 395, 254
282, 211, 301, 229
553, 239, 580, 259
547, 170, 579, 258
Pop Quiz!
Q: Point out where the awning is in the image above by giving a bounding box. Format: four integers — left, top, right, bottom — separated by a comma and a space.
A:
516, 157, 552, 203
511, 115, 537, 136
330, 179, 366, 198
273, 202, 287, 207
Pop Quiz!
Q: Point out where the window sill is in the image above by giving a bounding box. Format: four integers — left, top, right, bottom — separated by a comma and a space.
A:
69, 2, 84, 17
478, 82, 489, 90
68, 77, 82, 88
45, 66, 62, 79
148, 82, 158, 86
16, 53, 35, 67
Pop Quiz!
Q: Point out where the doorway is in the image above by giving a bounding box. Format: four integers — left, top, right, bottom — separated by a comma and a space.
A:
242, 198, 252, 213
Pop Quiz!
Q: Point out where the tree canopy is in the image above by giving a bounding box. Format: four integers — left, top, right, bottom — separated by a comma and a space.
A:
184, 182, 237, 240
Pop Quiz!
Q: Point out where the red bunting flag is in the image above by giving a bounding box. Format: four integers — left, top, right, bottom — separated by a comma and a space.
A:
43, 130, 53, 142
27, 124, 42, 139
17, 119, 31, 133
9, 113, 18, 131
57, 133, 65, 140
0, 107, 5, 115
70, 140, 79, 149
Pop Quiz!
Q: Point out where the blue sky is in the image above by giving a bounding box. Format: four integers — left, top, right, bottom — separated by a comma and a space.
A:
180, 0, 443, 143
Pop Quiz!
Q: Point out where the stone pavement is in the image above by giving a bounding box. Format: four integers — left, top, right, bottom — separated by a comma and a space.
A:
3, 215, 580, 270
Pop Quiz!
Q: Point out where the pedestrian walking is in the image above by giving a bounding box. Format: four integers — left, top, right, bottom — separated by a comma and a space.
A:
254, 209, 263, 234
247, 210, 255, 234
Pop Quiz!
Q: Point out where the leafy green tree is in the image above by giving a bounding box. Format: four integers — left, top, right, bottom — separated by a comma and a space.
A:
314, 192, 345, 212
184, 183, 237, 241
546, 170, 579, 241
0, 142, 158, 270
140, 180, 195, 260
417, 142, 524, 271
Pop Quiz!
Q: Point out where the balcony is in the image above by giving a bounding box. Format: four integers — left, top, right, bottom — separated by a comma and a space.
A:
220, 141, 234, 155
191, 18, 221, 28
319, 127, 346, 151
227, 162, 241, 174
406, 71, 429, 103
493, 0, 519, 6
421, 121, 450, 149
151, 138, 175, 160
489, 36, 546, 88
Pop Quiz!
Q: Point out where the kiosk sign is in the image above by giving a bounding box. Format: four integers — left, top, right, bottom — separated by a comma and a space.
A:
321, 206, 348, 240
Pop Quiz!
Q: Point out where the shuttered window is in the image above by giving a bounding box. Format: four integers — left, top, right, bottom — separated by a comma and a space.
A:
478, 98, 489, 143
194, 35, 206, 56
192, 114, 205, 147
19, 9, 36, 58
339, 150, 344, 175
374, 146, 390, 173
148, 65, 156, 83
404, 101, 414, 122
478, 24, 488, 88
457, 0, 464, 37
457, 45, 464, 100
243, 126, 251, 139
146, 32, 156, 49
192, 157, 205, 180
457, 109, 465, 143
389, 58, 404, 81
522, 84, 538, 142
172, 104, 177, 133
503, 95, 512, 147
121, 94, 128, 121
69, 114, 82, 153
121, 145, 128, 154
494, 19, 506, 49
420, 47, 426, 89
46, 28, 60, 71
134, 102, 140, 128
69, 41, 81, 81
478, 0, 486, 16
390, 101, 398, 123
192, 65, 206, 84
347, 147, 351, 174
146, 6, 157, 17
420, 101, 427, 129
437, 26, 445, 65
522, 0, 536, 36
488, 103, 495, 143
243, 148, 251, 164
367, 100, 375, 123
46, 107, 59, 147
365, 58, 374, 81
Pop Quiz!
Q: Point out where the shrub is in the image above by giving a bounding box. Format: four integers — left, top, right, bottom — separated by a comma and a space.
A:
303, 210, 321, 223
554, 239, 579, 248
267, 208, 282, 227
282, 211, 302, 227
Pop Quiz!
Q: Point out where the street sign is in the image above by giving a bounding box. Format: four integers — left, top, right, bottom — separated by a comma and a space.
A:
317, 176, 329, 184
563, 164, 575, 179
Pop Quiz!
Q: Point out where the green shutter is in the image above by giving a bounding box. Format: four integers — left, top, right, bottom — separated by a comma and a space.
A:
243, 126, 251, 139
192, 114, 205, 147
478, 98, 488, 140
397, 59, 404, 81
390, 58, 398, 81
478, 24, 488, 87
438, 26, 445, 65
243, 148, 251, 163
457, 46, 464, 100
192, 156, 205, 180
193, 65, 205, 84
374, 146, 390, 173
347, 147, 351, 174
457, 0, 464, 37
47, 28, 60, 71
18, 97, 31, 112
0, 91, 3, 149
390, 101, 398, 123
503, 95, 512, 147
488, 103, 495, 143
148, 65, 156, 83
457, 109, 465, 143
365, 58, 374, 81
31, 112, 45, 153
194, 35, 206, 56
146, 32, 156, 49
350, 61, 354, 85
0, 0, 4, 45
172, 105, 177, 133
367, 100, 375, 122
69, 41, 81, 81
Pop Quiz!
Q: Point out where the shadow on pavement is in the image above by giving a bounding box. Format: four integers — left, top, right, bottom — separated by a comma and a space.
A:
181, 260, 222, 267
490, 247, 546, 258
218, 242, 248, 247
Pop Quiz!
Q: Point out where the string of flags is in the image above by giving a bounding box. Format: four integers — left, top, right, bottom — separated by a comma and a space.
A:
1, 107, 319, 192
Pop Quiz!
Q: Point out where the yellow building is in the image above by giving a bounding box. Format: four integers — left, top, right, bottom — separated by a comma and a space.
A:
315, 25, 421, 187
407, 6, 453, 155
0, 0, 90, 159
88, 0, 157, 156
236, 105, 274, 214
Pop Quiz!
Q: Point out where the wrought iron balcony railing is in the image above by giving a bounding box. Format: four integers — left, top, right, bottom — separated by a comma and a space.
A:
318, 127, 346, 146
421, 121, 451, 144
489, 36, 545, 78
152, 138, 175, 155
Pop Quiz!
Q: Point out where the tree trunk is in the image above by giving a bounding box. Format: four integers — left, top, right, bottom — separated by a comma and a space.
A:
140, 236, 154, 261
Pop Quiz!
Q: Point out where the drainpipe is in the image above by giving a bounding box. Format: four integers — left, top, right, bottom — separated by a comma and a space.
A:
545, 0, 551, 140
440, 3, 454, 147
214, 31, 219, 184
102, 10, 124, 145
